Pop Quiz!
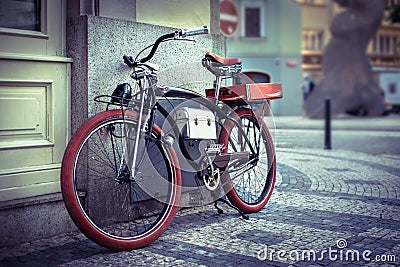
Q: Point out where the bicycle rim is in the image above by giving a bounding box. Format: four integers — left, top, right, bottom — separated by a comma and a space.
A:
61, 110, 181, 250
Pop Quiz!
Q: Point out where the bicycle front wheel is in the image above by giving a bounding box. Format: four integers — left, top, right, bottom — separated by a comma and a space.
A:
61, 109, 181, 250
219, 108, 276, 214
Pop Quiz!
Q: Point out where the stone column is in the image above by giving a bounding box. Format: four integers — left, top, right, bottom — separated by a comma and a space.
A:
67, 15, 225, 133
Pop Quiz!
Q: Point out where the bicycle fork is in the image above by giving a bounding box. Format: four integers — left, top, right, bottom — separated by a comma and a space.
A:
129, 90, 148, 179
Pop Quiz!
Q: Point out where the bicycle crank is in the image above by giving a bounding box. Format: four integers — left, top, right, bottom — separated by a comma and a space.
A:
202, 168, 220, 191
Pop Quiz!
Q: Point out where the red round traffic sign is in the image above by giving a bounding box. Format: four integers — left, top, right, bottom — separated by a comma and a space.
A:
220, 0, 239, 36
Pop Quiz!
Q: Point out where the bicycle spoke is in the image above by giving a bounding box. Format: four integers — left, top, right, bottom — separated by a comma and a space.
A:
94, 131, 118, 170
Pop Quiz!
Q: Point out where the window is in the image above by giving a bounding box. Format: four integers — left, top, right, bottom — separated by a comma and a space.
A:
371, 33, 400, 55
388, 83, 397, 94
245, 8, 260, 37
302, 29, 324, 51
241, 0, 265, 38
0, 0, 41, 31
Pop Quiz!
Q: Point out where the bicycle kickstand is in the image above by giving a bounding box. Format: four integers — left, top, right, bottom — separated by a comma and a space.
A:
214, 198, 249, 220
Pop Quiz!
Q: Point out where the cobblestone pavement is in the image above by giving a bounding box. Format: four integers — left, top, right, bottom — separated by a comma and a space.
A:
0, 147, 399, 267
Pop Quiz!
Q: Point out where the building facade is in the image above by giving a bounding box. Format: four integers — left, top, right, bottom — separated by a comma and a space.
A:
225, 0, 303, 116
0, 0, 70, 204
372, 0, 400, 110
0, 0, 222, 247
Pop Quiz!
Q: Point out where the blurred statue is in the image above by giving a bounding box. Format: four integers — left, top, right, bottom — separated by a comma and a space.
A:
305, 0, 386, 118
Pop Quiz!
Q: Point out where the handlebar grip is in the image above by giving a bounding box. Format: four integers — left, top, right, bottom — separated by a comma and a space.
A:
182, 26, 209, 37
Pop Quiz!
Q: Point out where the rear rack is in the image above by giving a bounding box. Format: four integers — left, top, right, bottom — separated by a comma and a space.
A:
205, 83, 282, 104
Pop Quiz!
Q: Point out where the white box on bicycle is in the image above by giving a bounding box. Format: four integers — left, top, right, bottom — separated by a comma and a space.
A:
174, 107, 217, 139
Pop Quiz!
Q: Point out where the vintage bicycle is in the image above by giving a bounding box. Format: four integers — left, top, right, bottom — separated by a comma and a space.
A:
60, 26, 282, 250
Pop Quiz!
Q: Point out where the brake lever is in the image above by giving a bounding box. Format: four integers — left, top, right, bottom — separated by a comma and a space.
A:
123, 55, 136, 67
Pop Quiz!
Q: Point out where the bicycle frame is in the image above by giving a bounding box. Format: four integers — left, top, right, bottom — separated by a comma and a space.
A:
122, 48, 272, 182
124, 79, 262, 180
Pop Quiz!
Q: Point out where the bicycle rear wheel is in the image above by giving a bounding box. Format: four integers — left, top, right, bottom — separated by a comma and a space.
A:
61, 109, 181, 250
219, 108, 276, 213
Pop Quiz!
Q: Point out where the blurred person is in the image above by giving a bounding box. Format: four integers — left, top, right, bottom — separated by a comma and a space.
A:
301, 73, 315, 101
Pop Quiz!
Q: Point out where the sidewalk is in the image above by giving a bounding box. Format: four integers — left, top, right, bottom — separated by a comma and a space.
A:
0, 147, 399, 267
273, 114, 400, 132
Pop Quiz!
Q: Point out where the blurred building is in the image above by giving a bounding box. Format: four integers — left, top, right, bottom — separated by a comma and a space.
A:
297, 0, 400, 110
225, 0, 303, 116
0, 0, 221, 246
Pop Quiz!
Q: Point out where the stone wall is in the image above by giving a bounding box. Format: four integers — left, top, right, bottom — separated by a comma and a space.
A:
0, 194, 76, 247
68, 15, 225, 133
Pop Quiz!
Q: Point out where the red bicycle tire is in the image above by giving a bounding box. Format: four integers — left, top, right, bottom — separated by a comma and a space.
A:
61, 109, 181, 250
219, 108, 276, 214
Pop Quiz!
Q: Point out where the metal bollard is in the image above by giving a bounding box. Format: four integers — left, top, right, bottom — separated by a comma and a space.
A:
324, 97, 332, 150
